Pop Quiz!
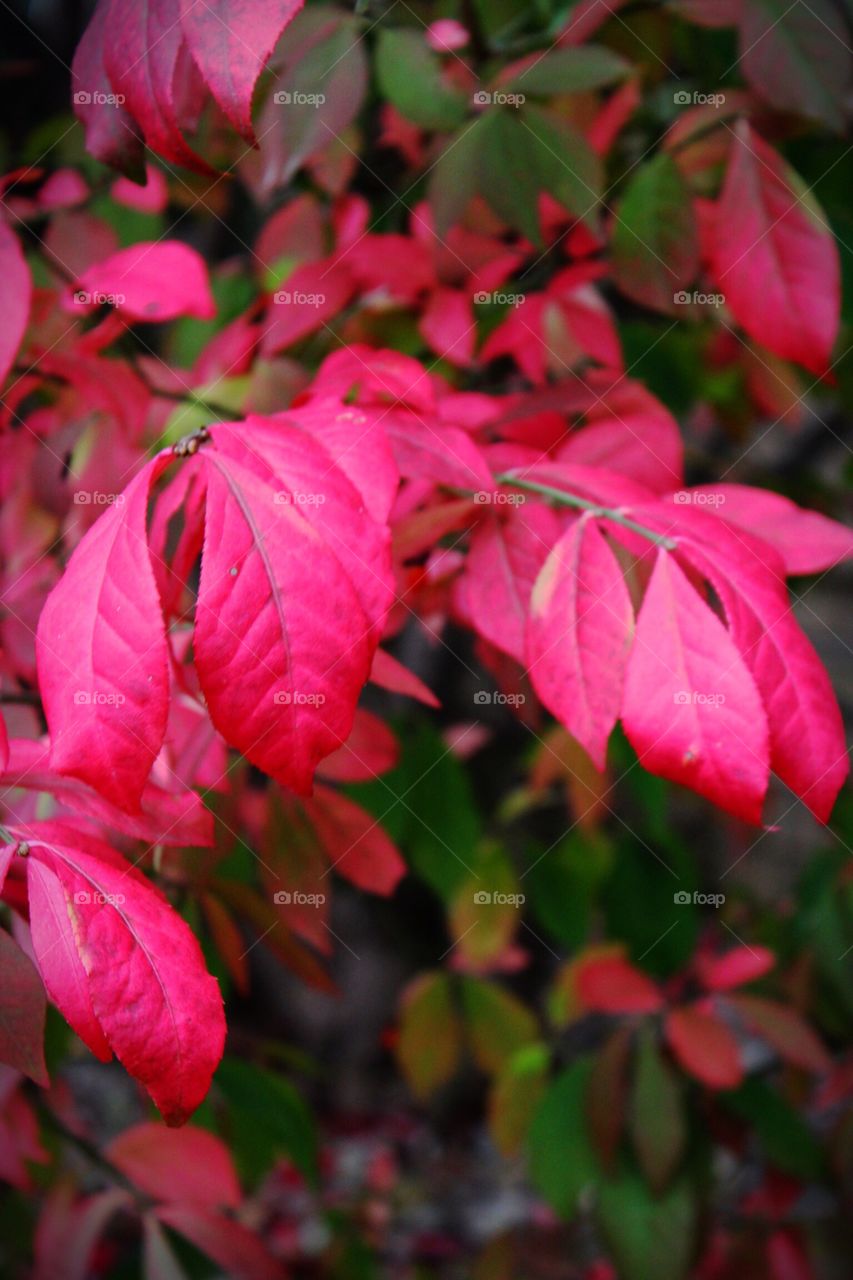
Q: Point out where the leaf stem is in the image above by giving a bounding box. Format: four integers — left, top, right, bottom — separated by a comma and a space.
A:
494, 472, 677, 548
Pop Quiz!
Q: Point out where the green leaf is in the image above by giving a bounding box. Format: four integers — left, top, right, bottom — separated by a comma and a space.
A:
526, 832, 611, 949
597, 1168, 697, 1280
397, 972, 463, 1098
215, 1058, 318, 1185
507, 45, 630, 95
479, 108, 545, 243
449, 844, 523, 967
429, 118, 487, 235
462, 977, 538, 1075
489, 1042, 550, 1156
611, 152, 699, 314
740, 0, 850, 132
528, 1060, 601, 1217
603, 836, 698, 978
521, 104, 602, 229
375, 28, 468, 130
630, 1028, 686, 1192
722, 1078, 824, 1181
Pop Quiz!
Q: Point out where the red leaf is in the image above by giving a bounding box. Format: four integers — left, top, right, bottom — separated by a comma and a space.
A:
419, 286, 476, 366
665, 1005, 743, 1089
286, 397, 399, 524
194, 449, 372, 795
100, 0, 210, 172
73, 241, 215, 323
26, 827, 225, 1125
621, 549, 770, 823
728, 995, 832, 1074
386, 410, 495, 493
71, 1, 144, 176
0, 219, 32, 387
37, 456, 172, 813
712, 124, 839, 375
107, 1122, 241, 1208
178, 0, 305, 143
305, 785, 406, 896
370, 648, 440, 708
0, 929, 49, 1085
316, 708, 399, 783
461, 503, 562, 664
34, 1186, 133, 1280
156, 1205, 286, 1280
697, 946, 775, 992
528, 516, 634, 769
576, 954, 663, 1014
260, 258, 353, 354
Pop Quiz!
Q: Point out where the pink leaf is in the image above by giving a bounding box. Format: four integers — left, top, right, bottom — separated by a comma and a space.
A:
0, 928, 49, 1085
26, 828, 225, 1125
179, 0, 304, 142
260, 258, 353, 353
678, 486, 853, 576
156, 1205, 286, 1280
73, 241, 215, 323
665, 1005, 743, 1089
285, 397, 399, 524
37, 456, 172, 813
194, 449, 372, 795
107, 1122, 241, 1208
667, 512, 849, 822
576, 954, 663, 1014
0, 219, 32, 387
461, 503, 562, 664
712, 124, 840, 375
621, 549, 770, 823
386, 411, 495, 493
34, 1186, 133, 1280
212, 417, 394, 641
528, 516, 634, 768
697, 946, 775, 992
316, 708, 399, 783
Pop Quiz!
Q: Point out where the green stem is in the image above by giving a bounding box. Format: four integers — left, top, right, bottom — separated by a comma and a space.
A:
495, 472, 676, 548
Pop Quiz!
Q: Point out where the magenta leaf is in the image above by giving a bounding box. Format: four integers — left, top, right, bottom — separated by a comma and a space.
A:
0, 220, 32, 388
528, 516, 635, 770
194, 448, 372, 795
621, 549, 770, 823
72, 241, 216, 323
712, 124, 840, 375
26, 825, 225, 1126
37, 456, 172, 813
